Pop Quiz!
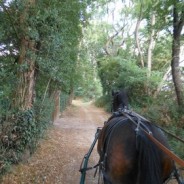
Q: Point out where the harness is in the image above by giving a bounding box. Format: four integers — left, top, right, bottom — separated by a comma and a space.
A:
79, 108, 184, 184
98, 108, 153, 182
79, 127, 102, 184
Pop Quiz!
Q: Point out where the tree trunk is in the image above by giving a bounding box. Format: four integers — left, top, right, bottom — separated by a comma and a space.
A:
171, 2, 184, 108
146, 13, 156, 95
13, 0, 37, 110
14, 39, 36, 110
68, 88, 74, 105
135, 4, 144, 67
147, 13, 156, 77
52, 90, 61, 122
68, 78, 74, 105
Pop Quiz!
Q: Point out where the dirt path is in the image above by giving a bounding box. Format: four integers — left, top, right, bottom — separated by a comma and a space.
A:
1, 100, 109, 184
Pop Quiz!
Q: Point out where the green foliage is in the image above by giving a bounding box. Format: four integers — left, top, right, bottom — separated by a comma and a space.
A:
75, 79, 102, 100
0, 97, 54, 175
74, 22, 105, 99
0, 0, 183, 175
0, 0, 94, 174
168, 126, 184, 159
31, 0, 86, 93
98, 56, 122, 94
73, 54, 103, 100
95, 94, 111, 112
0, 0, 90, 105
98, 56, 162, 105
152, 35, 172, 71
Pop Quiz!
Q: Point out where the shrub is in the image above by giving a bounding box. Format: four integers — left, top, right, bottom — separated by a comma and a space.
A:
0, 97, 54, 175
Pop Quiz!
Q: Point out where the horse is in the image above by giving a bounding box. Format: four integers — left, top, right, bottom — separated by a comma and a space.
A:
97, 90, 176, 184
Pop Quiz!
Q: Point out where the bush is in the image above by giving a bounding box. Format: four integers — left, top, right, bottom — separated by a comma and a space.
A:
95, 95, 112, 112
98, 56, 162, 107
167, 126, 184, 159
0, 97, 54, 175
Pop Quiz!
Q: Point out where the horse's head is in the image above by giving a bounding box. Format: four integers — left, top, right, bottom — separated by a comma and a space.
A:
112, 89, 129, 112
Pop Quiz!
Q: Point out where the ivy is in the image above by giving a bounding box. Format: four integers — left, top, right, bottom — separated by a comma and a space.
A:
0, 97, 54, 175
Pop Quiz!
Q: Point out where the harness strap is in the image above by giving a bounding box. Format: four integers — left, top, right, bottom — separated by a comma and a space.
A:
79, 127, 101, 184
154, 124, 184, 144
131, 110, 184, 144
79, 162, 101, 173
121, 111, 152, 134
122, 111, 184, 168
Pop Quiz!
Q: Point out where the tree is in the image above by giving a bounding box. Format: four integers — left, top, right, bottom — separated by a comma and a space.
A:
0, 0, 90, 111
171, 0, 184, 108
134, 2, 144, 67
0, 0, 95, 173
12, 0, 37, 110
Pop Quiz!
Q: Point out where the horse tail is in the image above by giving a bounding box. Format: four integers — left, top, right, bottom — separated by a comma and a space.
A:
136, 131, 162, 184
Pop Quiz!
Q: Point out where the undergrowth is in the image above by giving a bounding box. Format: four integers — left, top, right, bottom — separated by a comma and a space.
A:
0, 98, 54, 176
95, 95, 111, 112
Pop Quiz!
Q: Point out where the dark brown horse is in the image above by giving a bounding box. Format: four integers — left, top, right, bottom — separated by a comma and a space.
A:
97, 90, 176, 184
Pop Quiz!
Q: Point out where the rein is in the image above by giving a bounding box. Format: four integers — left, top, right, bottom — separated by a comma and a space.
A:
145, 130, 184, 167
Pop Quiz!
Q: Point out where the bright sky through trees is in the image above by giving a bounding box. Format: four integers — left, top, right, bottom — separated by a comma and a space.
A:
103, 0, 184, 64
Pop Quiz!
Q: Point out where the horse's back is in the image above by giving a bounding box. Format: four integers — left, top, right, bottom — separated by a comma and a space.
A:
97, 116, 174, 184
